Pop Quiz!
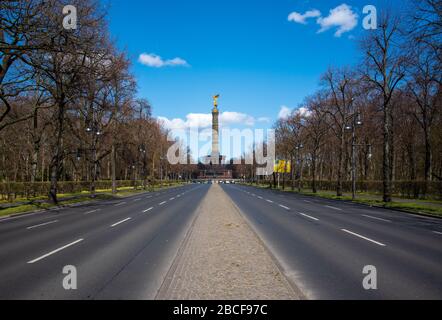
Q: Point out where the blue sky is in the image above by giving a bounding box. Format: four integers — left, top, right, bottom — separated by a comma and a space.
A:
102, 0, 390, 158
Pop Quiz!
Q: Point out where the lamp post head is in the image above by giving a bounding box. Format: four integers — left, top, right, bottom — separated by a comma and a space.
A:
356, 113, 363, 126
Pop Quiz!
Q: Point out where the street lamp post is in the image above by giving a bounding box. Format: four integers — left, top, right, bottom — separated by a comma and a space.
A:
86, 120, 101, 198
345, 112, 363, 200
295, 143, 304, 192
139, 144, 147, 190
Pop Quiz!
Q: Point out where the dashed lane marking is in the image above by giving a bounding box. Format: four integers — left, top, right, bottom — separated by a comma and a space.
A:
27, 239, 84, 264
341, 229, 386, 247
325, 205, 342, 211
362, 214, 392, 223
111, 217, 132, 227
27, 220, 59, 230
298, 212, 319, 221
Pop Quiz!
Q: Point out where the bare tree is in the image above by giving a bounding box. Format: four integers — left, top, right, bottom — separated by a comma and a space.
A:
321, 67, 358, 197
304, 94, 328, 193
361, 12, 407, 202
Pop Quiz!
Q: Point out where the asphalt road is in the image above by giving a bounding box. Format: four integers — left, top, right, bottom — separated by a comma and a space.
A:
0, 184, 209, 299
0, 182, 441, 300
221, 184, 442, 299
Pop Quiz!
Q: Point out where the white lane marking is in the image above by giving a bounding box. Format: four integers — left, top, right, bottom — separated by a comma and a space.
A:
111, 217, 132, 227
169, 197, 175, 201
251, 194, 256, 197
176, 195, 181, 198
159, 201, 167, 206
114, 202, 126, 207
84, 209, 101, 215
26, 220, 58, 230
143, 207, 154, 213
362, 214, 392, 223
133, 198, 141, 202
266, 199, 274, 203
325, 205, 342, 211
304, 200, 313, 203
279, 204, 290, 210
146, 196, 152, 199
27, 239, 84, 264
433, 231, 442, 235
257, 196, 263, 199
298, 212, 319, 221
341, 229, 386, 247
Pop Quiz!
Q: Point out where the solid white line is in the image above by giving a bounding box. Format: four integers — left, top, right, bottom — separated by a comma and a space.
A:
341, 229, 386, 247
433, 231, 442, 235
111, 217, 132, 227
114, 202, 126, 207
27, 239, 84, 264
159, 201, 167, 205
143, 207, 153, 213
325, 205, 342, 211
26, 220, 58, 230
279, 204, 290, 210
298, 212, 319, 221
362, 214, 392, 223
266, 199, 274, 203
84, 209, 101, 215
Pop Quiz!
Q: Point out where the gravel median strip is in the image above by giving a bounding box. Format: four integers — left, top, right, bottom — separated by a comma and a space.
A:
156, 184, 300, 300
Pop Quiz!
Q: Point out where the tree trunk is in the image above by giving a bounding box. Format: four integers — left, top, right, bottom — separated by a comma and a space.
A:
290, 154, 295, 191
337, 128, 345, 197
111, 143, 117, 194
383, 102, 392, 203
49, 99, 65, 204
424, 127, 432, 196
312, 149, 317, 193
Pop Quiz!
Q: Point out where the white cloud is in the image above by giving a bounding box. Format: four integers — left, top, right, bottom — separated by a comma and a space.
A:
288, 9, 321, 24
278, 106, 292, 119
317, 4, 358, 37
138, 53, 189, 68
257, 117, 271, 123
221, 112, 255, 126
158, 111, 259, 130
295, 107, 312, 117
278, 106, 311, 119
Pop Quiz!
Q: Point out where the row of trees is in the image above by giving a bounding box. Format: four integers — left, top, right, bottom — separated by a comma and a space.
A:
273, 1, 441, 201
0, 0, 190, 203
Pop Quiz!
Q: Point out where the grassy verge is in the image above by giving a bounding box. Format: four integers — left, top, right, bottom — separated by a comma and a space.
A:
243, 183, 442, 218
0, 182, 184, 218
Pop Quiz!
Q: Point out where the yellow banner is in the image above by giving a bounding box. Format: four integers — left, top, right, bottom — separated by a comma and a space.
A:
274, 160, 291, 173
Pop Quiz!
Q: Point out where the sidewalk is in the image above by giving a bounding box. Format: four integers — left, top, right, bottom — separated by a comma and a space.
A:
156, 184, 299, 300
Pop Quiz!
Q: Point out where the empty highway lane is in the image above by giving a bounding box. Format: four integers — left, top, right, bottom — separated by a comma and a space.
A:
0, 184, 208, 299
222, 184, 442, 299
